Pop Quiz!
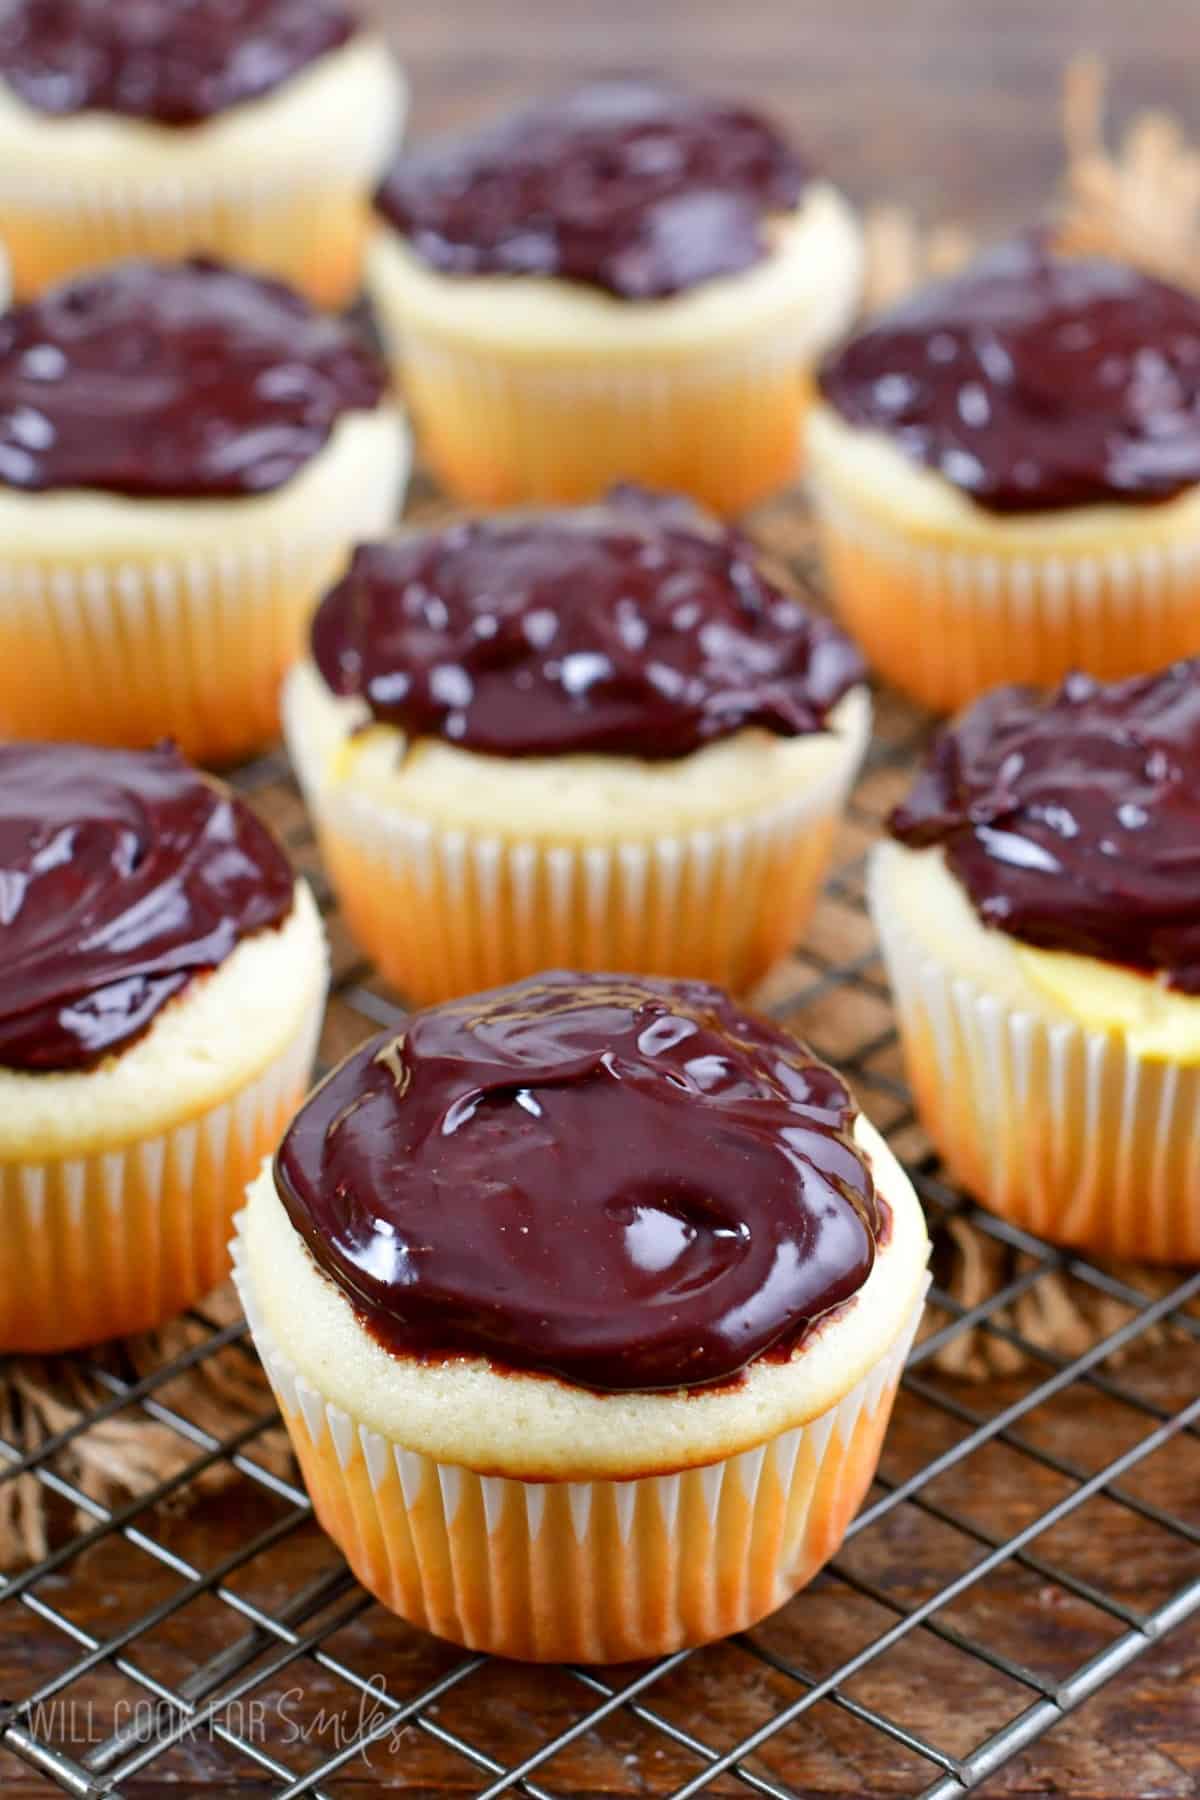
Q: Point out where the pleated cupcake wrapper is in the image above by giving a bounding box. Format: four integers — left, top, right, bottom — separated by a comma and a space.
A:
0, 997, 324, 1354
298, 699, 870, 1005
379, 323, 835, 514
0, 165, 393, 307
870, 852, 1200, 1263
232, 1217, 928, 1661
810, 480, 1200, 713
0, 488, 400, 764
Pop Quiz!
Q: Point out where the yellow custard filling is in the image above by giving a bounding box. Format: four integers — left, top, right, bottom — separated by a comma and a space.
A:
1015, 945, 1200, 1064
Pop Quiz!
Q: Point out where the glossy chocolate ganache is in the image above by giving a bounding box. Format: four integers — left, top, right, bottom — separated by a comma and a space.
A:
0, 258, 386, 498
818, 236, 1200, 513
0, 742, 294, 1073
274, 972, 883, 1393
890, 660, 1200, 990
0, 0, 355, 127
377, 76, 809, 300
311, 490, 864, 759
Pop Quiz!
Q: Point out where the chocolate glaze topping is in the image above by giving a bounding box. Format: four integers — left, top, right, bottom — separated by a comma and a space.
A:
890, 660, 1200, 990
274, 972, 881, 1393
376, 76, 809, 300
0, 259, 386, 498
311, 489, 864, 759
0, 0, 355, 127
0, 742, 295, 1073
818, 236, 1200, 513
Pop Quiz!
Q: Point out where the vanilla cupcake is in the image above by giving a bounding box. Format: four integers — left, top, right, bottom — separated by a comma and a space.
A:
872, 659, 1200, 1263
0, 741, 327, 1351
0, 0, 404, 305
369, 77, 861, 515
284, 488, 870, 1002
0, 258, 407, 762
809, 235, 1200, 712
234, 971, 928, 1661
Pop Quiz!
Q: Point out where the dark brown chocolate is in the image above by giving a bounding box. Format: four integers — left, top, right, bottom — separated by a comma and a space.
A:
0, 0, 355, 127
376, 76, 808, 300
889, 660, 1200, 989
0, 259, 387, 498
310, 489, 864, 759
274, 972, 880, 1393
0, 741, 295, 1072
818, 236, 1200, 513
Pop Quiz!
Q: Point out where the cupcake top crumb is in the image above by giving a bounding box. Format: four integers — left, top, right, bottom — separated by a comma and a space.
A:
376, 76, 809, 300
274, 971, 882, 1394
311, 488, 864, 760
889, 659, 1200, 989
0, 741, 295, 1072
0, 0, 356, 127
818, 234, 1200, 513
0, 258, 387, 498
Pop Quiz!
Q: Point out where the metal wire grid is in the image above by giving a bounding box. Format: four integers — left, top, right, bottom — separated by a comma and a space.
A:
0, 659, 1196, 1796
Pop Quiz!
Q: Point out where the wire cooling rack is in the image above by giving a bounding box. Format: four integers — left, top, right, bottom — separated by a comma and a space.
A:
0, 503, 1196, 1798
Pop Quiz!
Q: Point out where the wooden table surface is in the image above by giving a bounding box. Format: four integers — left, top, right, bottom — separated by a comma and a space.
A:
363, 0, 1200, 239
2, 4, 1199, 1796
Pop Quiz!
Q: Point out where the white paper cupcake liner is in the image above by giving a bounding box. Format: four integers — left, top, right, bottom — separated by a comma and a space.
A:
373, 322, 838, 513
232, 1213, 928, 1662
0, 431, 406, 762
0, 996, 324, 1353
289, 690, 872, 1003
870, 849, 1200, 1262
809, 481, 1200, 712
0, 53, 407, 307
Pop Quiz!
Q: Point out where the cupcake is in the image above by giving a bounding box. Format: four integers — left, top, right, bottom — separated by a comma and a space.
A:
234, 970, 929, 1661
0, 740, 327, 1351
369, 77, 862, 515
0, 258, 407, 762
871, 659, 1200, 1263
809, 235, 1200, 712
0, 0, 405, 305
283, 487, 871, 1003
